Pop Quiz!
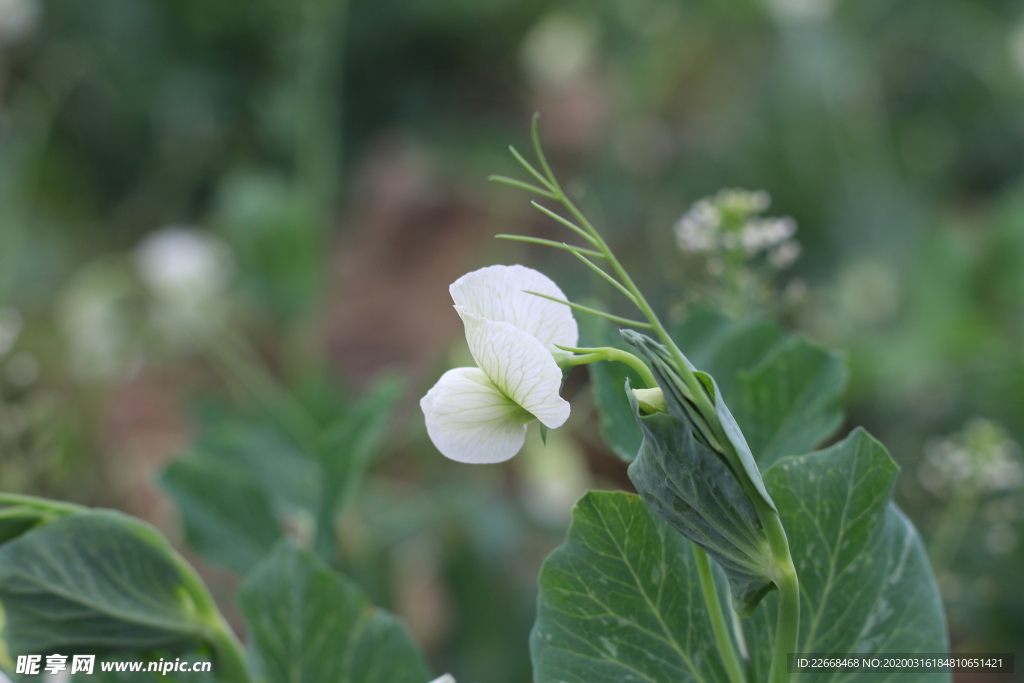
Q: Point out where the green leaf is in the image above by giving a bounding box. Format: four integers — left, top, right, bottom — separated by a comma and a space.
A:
727, 337, 847, 468
624, 383, 774, 614
238, 542, 430, 683
194, 423, 321, 514
531, 491, 735, 683
745, 428, 950, 681
672, 308, 784, 380
672, 307, 846, 467
314, 376, 403, 559
623, 330, 777, 511
532, 430, 948, 683
160, 418, 322, 574
161, 456, 283, 574
0, 511, 216, 655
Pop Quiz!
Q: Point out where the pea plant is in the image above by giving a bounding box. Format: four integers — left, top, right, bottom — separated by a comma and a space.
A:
423, 118, 948, 682
0, 118, 946, 683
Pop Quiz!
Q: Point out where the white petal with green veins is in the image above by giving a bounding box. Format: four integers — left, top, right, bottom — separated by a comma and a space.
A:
420, 367, 531, 464
456, 306, 569, 429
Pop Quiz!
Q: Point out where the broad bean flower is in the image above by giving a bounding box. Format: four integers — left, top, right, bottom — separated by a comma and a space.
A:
420, 265, 577, 464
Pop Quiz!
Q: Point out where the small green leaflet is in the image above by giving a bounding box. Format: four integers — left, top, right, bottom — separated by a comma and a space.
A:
532, 429, 948, 683
239, 542, 431, 683
162, 455, 284, 575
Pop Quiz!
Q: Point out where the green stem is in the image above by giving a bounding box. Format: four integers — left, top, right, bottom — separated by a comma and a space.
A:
206, 621, 253, 683
0, 493, 86, 516
761, 506, 800, 683
174, 555, 252, 683
556, 346, 657, 389
694, 547, 747, 683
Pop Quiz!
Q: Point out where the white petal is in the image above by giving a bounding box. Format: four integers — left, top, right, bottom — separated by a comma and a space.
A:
428, 677, 456, 683
420, 367, 530, 464
456, 307, 570, 429
450, 264, 578, 350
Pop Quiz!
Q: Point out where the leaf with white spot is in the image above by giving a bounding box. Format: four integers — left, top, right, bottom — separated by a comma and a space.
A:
532, 429, 948, 683
742, 428, 950, 682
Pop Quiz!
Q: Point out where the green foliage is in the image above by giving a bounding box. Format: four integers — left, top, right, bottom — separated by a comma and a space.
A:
0, 511, 216, 656
314, 377, 404, 559
745, 430, 950, 682
239, 542, 430, 683
589, 307, 846, 467
532, 491, 734, 683
532, 430, 948, 683
160, 376, 402, 573
162, 454, 284, 575
623, 330, 776, 512
624, 385, 775, 614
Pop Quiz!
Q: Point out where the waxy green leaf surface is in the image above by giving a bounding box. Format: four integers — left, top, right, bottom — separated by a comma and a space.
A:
0, 511, 213, 655
532, 429, 948, 683
239, 542, 430, 683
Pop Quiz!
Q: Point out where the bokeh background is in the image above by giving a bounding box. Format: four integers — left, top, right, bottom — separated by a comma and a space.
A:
2, 0, 1023, 680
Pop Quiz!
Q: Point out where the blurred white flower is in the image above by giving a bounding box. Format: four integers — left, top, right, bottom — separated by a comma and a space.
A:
919, 419, 1024, 497
421, 265, 577, 464
674, 189, 800, 269
741, 217, 797, 256
764, 0, 836, 24
0, 0, 40, 44
135, 226, 232, 300
134, 226, 233, 341
768, 240, 802, 269
0, 307, 23, 357
520, 12, 599, 88
428, 675, 456, 683
674, 199, 721, 253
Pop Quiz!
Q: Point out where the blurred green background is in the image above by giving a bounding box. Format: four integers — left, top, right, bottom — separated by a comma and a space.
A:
1, 0, 1023, 680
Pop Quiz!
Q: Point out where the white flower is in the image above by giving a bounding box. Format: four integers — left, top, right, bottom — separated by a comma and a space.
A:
134, 226, 233, 342
134, 227, 232, 300
428, 675, 456, 683
0, 0, 40, 44
421, 265, 578, 464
